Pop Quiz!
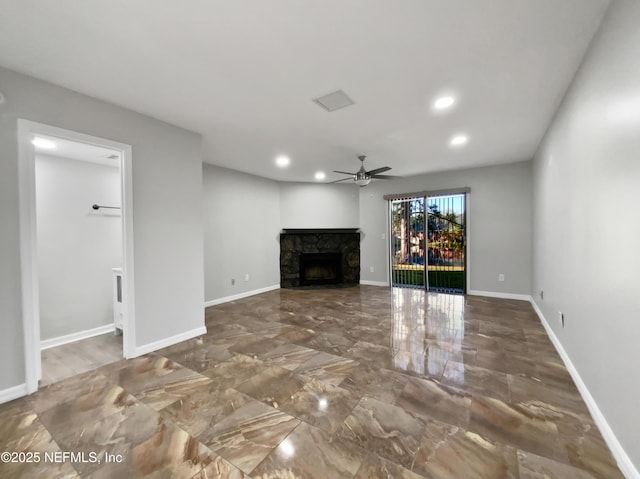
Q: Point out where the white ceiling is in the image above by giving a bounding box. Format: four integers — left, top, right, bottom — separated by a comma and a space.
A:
0, 0, 610, 182
33, 135, 120, 168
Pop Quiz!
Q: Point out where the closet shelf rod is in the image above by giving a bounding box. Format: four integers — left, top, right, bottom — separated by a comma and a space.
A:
92, 204, 120, 210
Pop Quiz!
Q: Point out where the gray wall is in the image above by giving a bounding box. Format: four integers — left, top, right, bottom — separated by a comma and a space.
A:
531, 0, 640, 469
36, 154, 121, 340
203, 164, 281, 301
202, 176, 360, 302
207, 163, 532, 296
0, 66, 204, 390
359, 161, 532, 295
280, 183, 359, 229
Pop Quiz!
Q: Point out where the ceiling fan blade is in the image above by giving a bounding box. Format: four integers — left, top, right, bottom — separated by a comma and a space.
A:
371, 174, 397, 179
333, 170, 356, 175
327, 177, 353, 184
366, 166, 391, 176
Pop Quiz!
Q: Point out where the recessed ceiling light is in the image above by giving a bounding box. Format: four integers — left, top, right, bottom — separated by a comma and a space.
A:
275, 155, 290, 167
449, 134, 468, 147
314, 171, 326, 181
32, 137, 57, 150
433, 96, 456, 110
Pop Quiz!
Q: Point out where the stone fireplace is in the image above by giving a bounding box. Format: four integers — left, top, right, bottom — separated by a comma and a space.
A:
280, 229, 360, 288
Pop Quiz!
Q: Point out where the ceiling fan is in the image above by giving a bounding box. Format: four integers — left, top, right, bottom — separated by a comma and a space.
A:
330, 155, 395, 187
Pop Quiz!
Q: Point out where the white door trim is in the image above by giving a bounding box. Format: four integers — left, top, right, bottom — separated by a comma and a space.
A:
17, 120, 136, 393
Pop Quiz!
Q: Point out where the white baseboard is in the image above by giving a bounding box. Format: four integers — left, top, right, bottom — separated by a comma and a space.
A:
530, 297, 639, 479
0, 383, 28, 404
204, 284, 280, 307
467, 289, 531, 301
40, 324, 114, 350
133, 326, 207, 357
360, 280, 389, 287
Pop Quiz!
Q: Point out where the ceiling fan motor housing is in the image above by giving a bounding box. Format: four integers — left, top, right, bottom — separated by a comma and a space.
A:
357, 155, 370, 180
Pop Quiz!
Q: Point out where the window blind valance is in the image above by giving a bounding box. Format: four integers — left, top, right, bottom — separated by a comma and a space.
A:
383, 187, 470, 201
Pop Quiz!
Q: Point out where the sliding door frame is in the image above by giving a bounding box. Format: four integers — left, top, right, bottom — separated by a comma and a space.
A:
386, 188, 470, 293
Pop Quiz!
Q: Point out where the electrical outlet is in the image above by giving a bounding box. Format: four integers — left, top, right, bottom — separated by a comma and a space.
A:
231, 278, 235, 286
370, 266, 374, 273
380, 233, 385, 240
244, 274, 250, 282
558, 311, 565, 327
498, 273, 505, 282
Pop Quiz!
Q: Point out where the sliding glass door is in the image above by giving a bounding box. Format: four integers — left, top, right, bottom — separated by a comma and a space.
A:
426, 194, 466, 293
390, 197, 426, 287
390, 192, 466, 293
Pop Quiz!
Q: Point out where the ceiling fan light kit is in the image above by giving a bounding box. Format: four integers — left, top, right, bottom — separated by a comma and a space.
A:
355, 176, 371, 187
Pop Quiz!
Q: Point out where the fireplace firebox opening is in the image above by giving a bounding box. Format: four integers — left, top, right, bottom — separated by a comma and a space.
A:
299, 252, 342, 286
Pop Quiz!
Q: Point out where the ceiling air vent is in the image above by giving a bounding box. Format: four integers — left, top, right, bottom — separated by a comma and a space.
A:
312, 90, 355, 112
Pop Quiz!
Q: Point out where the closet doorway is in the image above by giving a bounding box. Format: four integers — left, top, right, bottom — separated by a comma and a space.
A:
389, 190, 467, 293
18, 120, 135, 393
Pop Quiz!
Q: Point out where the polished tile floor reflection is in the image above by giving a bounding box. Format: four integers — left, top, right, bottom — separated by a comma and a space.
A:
0, 286, 624, 478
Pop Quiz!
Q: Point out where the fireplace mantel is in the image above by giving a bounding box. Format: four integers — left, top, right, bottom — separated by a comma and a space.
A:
281, 228, 360, 235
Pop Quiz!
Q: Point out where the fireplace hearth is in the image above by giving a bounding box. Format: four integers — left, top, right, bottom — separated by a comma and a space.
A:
280, 229, 360, 288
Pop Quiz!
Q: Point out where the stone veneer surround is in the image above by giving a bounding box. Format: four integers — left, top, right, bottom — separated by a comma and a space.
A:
280, 228, 360, 288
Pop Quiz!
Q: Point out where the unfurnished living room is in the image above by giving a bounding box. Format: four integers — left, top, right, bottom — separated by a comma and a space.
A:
1, 1, 639, 478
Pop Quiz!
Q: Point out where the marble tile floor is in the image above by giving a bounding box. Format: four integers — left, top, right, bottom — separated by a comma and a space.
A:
0, 286, 624, 478
40, 332, 123, 387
